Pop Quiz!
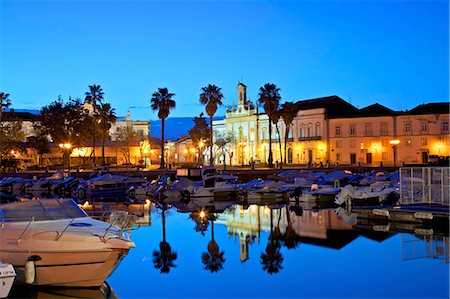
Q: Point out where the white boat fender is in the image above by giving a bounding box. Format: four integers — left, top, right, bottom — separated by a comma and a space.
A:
25, 255, 41, 285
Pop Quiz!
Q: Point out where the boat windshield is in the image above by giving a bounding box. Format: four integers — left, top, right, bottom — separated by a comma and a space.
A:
0, 198, 88, 222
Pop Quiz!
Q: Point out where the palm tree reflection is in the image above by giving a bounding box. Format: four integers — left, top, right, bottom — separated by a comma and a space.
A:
260, 208, 284, 274
189, 211, 209, 236
282, 207, 301, 249
201, 212, 226, 273
152, 206, 178, 273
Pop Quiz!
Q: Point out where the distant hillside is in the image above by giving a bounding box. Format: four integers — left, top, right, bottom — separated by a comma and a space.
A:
150, 116, 223, 140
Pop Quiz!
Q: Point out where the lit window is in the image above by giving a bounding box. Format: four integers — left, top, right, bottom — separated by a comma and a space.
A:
336, 140, 342, 148
315, 123, 321, 137
443, 121, 449, 132
421, 137, 427, 146
300, 126, 305, 138
336, 153, 341, 161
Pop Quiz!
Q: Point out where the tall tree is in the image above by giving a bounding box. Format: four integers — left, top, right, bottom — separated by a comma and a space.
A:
39, 97, 90, 167
84, 84, 104, 166
27, 124, 51, 167
188, 113, 209, 164
114, 126, 139, 165
214, 130, 236, 170
0, 92, 12, 170
280, 102, 298, 165
97, 102, 116, 165
0, 92, 11, 123
199, 84, 223, 165
150, 87, 176, 169
271, 108, 283, 167
257, 83, 281, 168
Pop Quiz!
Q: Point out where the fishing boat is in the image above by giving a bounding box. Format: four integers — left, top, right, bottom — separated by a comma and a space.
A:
0, 198, 135, 287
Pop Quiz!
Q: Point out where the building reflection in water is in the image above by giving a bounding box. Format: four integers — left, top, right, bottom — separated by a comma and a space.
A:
401, 234, 449, 264
216, 205, 357, 262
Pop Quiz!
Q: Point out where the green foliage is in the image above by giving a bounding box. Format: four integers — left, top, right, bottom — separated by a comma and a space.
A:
114, 126, 139, 164
38, 96, 91, 147
188, 113, 209, 145
0, 121, 25, 159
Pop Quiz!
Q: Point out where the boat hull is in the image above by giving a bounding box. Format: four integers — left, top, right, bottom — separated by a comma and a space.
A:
0, 245, 129, 287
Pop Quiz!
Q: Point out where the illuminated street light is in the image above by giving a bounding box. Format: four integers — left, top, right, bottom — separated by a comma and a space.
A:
59, 143, 72, 169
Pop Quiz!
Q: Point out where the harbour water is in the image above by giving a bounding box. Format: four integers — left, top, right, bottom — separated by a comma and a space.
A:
8, 202, 450, 298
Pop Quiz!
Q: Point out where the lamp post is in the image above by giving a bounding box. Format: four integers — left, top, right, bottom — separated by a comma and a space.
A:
389, 139, 400, 166
199, 140, 204, 165
59, 143, 72, 169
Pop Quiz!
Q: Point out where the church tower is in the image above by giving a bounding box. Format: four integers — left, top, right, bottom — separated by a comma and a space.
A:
238, 82, 247, 106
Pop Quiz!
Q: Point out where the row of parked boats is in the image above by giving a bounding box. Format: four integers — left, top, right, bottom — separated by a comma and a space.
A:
0, 166, 401, 208
0, 166, 401, 296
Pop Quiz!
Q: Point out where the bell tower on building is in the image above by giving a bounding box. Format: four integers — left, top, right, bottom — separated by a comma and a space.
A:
238, 82, 247, 106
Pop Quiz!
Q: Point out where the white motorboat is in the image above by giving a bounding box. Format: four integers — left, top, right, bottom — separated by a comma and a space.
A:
0, 261, 16, 298
0, 198, 135, 287
335, 184, 399, 206
164, 166, 241, 202
87, 174, 146, 198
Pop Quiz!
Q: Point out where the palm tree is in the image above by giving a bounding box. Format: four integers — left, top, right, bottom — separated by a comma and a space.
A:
0, 92, 11, 123
271, 108, 283, 167
152, 207, 178, 273
150, 87, 176, 169
201, 219, 225, 273
84, 84, 104, 166
97, 102, 116, 165
260, 209, 284, 274
199, 84, 224, 165
257, 83, 281, 168
280, 102, 298, 165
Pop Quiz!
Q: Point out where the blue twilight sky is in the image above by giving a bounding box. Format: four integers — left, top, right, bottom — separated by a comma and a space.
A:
0, 0, 448, 121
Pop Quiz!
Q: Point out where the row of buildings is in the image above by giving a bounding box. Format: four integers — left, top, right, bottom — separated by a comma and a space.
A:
3, 83, 449, 169
209, 83, 449, 167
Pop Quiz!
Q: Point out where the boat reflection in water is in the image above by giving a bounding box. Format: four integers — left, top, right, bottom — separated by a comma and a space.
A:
9, 282, 117, 299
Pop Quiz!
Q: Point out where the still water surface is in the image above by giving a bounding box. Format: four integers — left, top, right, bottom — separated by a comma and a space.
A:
108, 204, 448, 299
9, 202, 449, 299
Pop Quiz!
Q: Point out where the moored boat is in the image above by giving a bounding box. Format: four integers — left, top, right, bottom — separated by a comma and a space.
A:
0, 198, 135, 287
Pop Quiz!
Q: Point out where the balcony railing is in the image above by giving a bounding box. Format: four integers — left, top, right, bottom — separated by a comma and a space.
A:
298, 136, 322, 141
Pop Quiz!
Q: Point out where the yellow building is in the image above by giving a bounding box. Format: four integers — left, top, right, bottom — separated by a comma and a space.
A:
213, 83, 449, 166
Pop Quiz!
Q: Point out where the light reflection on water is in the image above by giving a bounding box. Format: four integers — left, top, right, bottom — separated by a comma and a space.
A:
107, 202, 448, 299
8, 200, 449, 299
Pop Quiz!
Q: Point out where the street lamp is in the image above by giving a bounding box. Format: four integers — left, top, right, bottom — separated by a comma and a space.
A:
59, 143, 72, 169
199, 140, 204, 165
389, 139, 400, 166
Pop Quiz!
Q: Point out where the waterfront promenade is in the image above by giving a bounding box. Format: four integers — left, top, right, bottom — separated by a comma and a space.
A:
0, 164, 399, 183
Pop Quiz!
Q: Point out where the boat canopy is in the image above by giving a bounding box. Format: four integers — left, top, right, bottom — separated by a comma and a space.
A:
0, 198, 87, 222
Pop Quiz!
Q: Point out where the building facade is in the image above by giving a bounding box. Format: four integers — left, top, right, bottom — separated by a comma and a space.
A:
213, 83, 450, 167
